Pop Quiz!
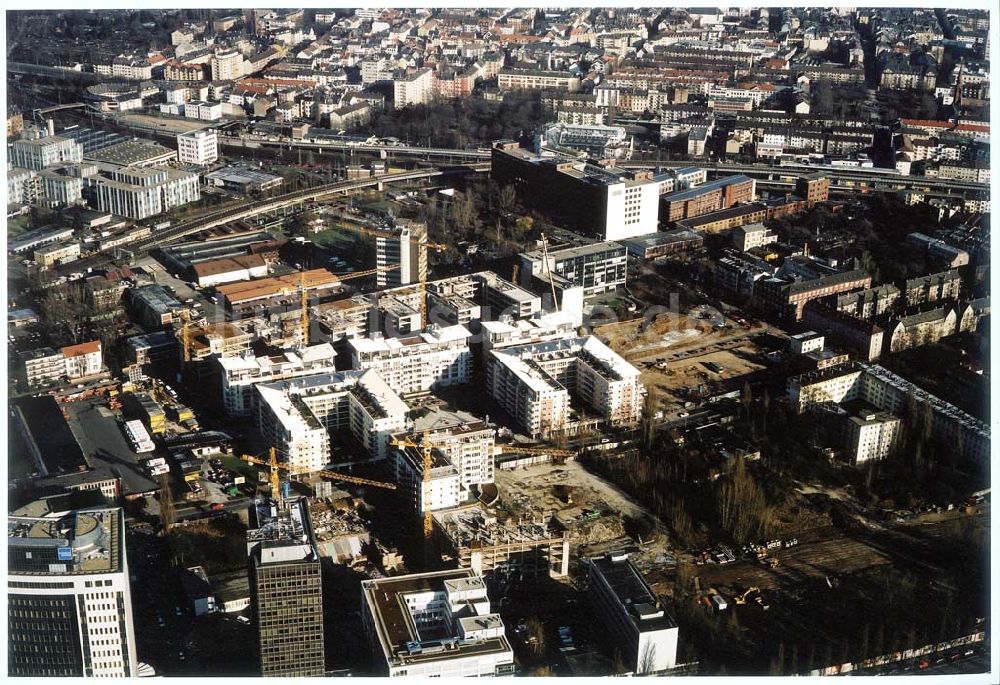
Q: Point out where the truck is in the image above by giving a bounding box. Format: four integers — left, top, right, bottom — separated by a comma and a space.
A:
124, 419, 156, 454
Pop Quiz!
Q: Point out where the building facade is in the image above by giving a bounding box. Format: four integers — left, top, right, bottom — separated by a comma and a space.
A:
247, 498, 324, 676
177, 129, 219, 165
7, 508, 139, 677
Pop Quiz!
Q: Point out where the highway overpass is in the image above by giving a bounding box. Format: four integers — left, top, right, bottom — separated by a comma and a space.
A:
56, 163, 489, 275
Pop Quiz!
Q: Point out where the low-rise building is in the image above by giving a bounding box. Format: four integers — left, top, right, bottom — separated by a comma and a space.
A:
660, 175, 756, 223
754, 270, 873, 321
732, 222, 777, 252
622, 229, 704, 260
361, 570, 515, 678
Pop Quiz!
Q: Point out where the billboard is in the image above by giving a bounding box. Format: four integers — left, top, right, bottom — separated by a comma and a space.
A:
57, 546, 73, 561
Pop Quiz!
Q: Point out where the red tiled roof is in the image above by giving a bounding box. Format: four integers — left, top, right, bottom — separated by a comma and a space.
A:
62, 340, 102, 358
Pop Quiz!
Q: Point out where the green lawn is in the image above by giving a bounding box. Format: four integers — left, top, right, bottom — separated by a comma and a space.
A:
7, 215, 31, 237
220, 456, 259, 484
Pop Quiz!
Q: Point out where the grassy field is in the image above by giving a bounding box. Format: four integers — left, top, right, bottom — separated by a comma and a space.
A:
7, 215, 31, 237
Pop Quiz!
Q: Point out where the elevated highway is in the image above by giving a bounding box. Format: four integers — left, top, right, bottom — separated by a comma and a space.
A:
56, 163, 488, 275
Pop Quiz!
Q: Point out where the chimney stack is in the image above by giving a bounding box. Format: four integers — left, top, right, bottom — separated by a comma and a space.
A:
46, 119, 55, 137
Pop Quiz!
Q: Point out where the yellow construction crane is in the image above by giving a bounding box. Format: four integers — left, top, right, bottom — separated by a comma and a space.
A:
300, 269, 309, 347
388, 431, 455, 539
179, 309, 193, 363
241, 448, 397, 507
328, 221, 447, 329
416, 237, 448, 328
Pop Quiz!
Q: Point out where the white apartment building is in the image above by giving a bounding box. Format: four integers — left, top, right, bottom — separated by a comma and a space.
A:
498, 68, 581, 92
589, 553, 679, 674
393, 68, 434, 108
8, 167, 39, 204
253, 369, 409, 470
394, 445, 462, 513
8, 135, 84, 170
349, 325, 473, 396
787, 363, 989, 464
481, 311, 579, 379
845, 411, 901, 465
20, 340, 103, 387
7, 508, 139, 678
733, 223, 779, 252
211, 48, 245, 80
177, 129, 218, 165
489, 336, 643, 438
361, 570, 515, 678
218, 343, 338, 417
184, 100, 224, 121
111, 56, 153, 80
412, 410, 497, 499
377, 220, 427, 288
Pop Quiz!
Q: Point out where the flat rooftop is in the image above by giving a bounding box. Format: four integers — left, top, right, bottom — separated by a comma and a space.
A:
590, 554, 677, 632
362, 569, 512, 667
8, 508, 122, 576
13, 396, 88, 476
85, 139, 176, 166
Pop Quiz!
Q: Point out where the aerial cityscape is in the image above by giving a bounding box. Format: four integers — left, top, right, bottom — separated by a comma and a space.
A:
5, 6, 993, 679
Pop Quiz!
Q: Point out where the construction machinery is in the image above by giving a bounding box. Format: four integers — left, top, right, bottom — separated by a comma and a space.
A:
539, 232, 559, 312
734, 587, 761, 605
241, 448, 397, 507
299, 269, 309, 347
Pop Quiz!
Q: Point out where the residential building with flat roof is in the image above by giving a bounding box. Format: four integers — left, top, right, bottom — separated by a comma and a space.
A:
361, 569, 515, 677
489, 336, 642, 438
219, 343, 338, 417
7, 507, 138, 677
253, 369, 409, 468
349, 325, 473, 396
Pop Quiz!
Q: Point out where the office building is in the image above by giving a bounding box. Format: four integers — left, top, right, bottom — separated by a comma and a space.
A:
589, 553, 679, 674
622, 229, 704, 260
540, 122, 632, 159
519, 242, 627, 297
219, 343, 338, 417
361, 569, 515, 677
349, 325, 473, 396
92, 167, 200, 220
660, 175, 756, 223
491, 141, 660, 241
253, 369, 409, 468
795, 172, 831, 206
177, 129, 219, 166
8, 135, 84, 170
8, 508, 138, 677
488, 336, 642, 438
247, 498, 324, 676
377, 220, 427, 288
